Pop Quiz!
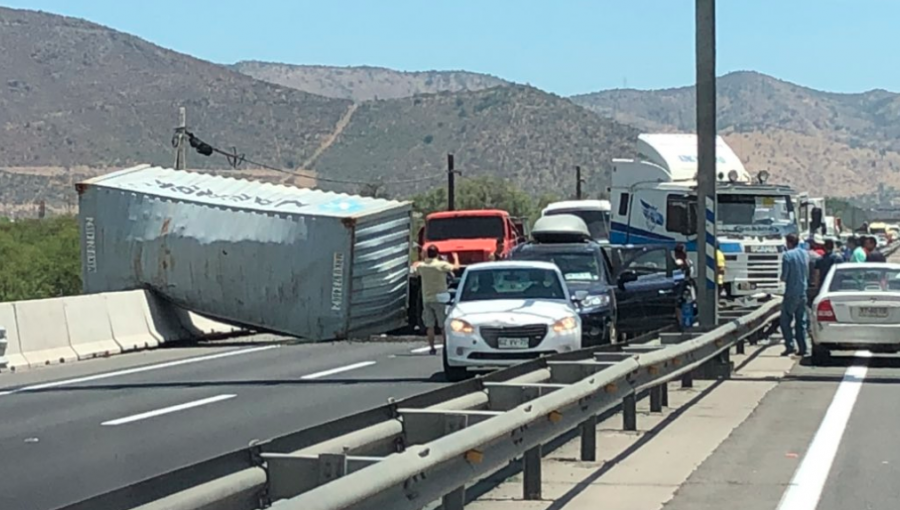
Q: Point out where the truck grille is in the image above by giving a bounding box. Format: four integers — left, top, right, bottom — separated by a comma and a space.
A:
747, 254, 781, 282
479, 324, 548, 348
456, 250, 491, 265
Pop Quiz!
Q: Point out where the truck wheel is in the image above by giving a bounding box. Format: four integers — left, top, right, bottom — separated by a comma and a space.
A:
443, 346, 467, 382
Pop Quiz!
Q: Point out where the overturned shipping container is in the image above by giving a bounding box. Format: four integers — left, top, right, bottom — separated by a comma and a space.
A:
78, 165, 412, 341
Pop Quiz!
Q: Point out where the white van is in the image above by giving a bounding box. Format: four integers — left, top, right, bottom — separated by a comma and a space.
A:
541, 200, 611, 241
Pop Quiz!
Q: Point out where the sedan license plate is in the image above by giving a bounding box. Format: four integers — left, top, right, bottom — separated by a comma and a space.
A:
858, 307, 889, 318
497, 337, 530, 349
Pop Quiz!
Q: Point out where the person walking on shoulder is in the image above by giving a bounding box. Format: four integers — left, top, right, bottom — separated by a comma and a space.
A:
780, 234, 809, 357
413, 245, 460, 354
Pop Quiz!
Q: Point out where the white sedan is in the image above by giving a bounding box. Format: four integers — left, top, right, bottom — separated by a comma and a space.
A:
810, 262, 900, 364
438, 260, 582, 381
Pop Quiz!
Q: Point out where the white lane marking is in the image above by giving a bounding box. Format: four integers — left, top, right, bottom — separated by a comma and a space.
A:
776, 351, 871, 510
101, 394, 236, 426
0, 345, 280, 398
410, 345, 444, 354
301, 361, 376, 380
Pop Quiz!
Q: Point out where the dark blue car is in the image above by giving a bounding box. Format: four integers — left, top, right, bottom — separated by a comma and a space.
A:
509, 240, 618, 345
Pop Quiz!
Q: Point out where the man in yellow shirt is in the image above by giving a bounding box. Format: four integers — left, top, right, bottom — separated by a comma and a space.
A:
717, 248, 725, 287
413, 245, 460, 354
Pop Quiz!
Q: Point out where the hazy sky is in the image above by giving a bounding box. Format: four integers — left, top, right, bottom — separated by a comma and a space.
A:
5, 0, 898, 96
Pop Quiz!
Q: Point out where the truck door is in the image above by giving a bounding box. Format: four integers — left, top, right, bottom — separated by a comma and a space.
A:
613, 246, 679, 333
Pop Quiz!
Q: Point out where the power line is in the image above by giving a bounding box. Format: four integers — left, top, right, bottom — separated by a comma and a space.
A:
172, 128, 443, 187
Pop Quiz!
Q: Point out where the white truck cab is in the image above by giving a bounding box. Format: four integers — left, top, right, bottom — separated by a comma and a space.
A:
609, 133, 798, 298
541, 200, 611, 241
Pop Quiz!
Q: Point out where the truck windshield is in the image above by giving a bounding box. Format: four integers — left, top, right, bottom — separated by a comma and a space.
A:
544, 210, 610, 240
459, 267, 566, 301
426, 216, 505, 241
514, 252, 606, 283
718, 194, 793, 228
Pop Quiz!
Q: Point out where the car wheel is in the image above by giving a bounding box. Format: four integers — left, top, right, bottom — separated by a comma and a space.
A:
443, 345, 467, 382
811, 344, 830, 366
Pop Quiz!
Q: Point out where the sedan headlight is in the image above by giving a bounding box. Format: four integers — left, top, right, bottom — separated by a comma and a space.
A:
449, 319, 475, 335
581, 294, 611, 308
552, 316, 578, 333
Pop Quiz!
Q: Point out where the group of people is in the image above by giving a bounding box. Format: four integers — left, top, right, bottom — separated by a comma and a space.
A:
780, 233, 887, 357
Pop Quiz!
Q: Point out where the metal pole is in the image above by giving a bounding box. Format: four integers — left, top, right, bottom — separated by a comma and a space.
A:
695, 0, 717, 327
175, 107, 187, 170
442, 487, 465, 510
579, 415, 597, 461
447, 154, 456, 211
576, 165, 583, 200
523, 445, 542, 500
622, 393, 637, 431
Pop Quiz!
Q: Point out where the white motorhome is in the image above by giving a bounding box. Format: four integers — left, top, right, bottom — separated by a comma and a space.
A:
541, 200, 611, 240
609, 134, 798, 298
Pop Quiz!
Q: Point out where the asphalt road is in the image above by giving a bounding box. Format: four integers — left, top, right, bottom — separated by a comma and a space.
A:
0, 338, 447, 510
663, 351, 900, 510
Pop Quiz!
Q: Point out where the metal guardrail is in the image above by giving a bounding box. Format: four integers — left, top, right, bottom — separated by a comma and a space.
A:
56, 299, 780, 510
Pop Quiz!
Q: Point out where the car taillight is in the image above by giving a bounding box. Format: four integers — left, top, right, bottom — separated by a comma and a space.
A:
816, 300, 836, 322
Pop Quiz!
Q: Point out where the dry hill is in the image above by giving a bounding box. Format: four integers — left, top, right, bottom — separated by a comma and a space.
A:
0, 6, 351, 172
233, 62, 510, 101
571, 71, 900, 197
312, 86, 638, 197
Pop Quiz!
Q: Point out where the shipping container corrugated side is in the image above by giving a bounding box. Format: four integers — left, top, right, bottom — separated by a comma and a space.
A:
78, 165, 412, 341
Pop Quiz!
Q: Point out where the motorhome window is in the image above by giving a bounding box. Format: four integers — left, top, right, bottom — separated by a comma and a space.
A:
545, 210, 610, 239
666, 195, 696, 235
718, 194, 792, 226
618, 193, 630, 216
426, 216, 505, 241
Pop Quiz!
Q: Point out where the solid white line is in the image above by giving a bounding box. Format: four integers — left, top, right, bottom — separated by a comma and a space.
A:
410, 345, 444, 354
775, 351, 871, 510
101, 394, 236, 426
300, 361, 377, 380
0, 345, 280, 398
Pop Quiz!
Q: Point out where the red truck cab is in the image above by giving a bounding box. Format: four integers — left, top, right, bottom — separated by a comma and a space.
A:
417, 209, 526, 270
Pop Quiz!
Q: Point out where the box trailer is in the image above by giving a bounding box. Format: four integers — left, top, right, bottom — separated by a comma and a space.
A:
77, 165, 412, 341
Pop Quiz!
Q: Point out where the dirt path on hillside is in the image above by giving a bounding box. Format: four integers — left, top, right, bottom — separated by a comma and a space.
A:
299, 102, 358, 171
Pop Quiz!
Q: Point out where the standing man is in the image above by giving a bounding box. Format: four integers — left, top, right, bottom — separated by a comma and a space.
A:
816, 237, 844, 291
413, 245, 460, 355
780, 234, 809, 357
806, 234, 824, 306
849, 236, 868, 263
865, 236, 887, 262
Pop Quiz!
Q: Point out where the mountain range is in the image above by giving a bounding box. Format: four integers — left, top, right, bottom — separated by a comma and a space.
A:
1, 5, 898, 216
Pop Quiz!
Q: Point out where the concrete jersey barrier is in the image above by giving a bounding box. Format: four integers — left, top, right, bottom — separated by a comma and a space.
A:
15, 298, 78, 366
63, 294, 122, 359
104, 291, 162, 351
0, 303, 28, 371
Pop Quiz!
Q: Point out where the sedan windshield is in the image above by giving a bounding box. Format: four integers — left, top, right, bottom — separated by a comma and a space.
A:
459, 268, 566, 301
828, 267, 900, 292
513, 252, 605, 282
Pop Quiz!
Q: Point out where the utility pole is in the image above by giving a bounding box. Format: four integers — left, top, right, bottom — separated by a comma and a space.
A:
447, 154, 456, 211
696, 0, 718, 327
174, 107, 187, 170
575, 166, 583, 200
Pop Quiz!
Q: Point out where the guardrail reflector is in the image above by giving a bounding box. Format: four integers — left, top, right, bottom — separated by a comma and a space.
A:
604, 383, 617, 394
465, 449, 484, 464
548, 411, 563, 423
648, 365, 660, 375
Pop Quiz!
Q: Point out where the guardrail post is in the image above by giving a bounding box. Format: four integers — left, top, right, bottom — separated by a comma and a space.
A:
697, 348, 733, 380
622, 392, 637, 431
736, 339, 746, 355
682, 371, 694, 388
661, 382, 669, 407
580, 415, 597, 462
523, 445, 542, 500
649, 385, 662, 412
442, 486, 466, 510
